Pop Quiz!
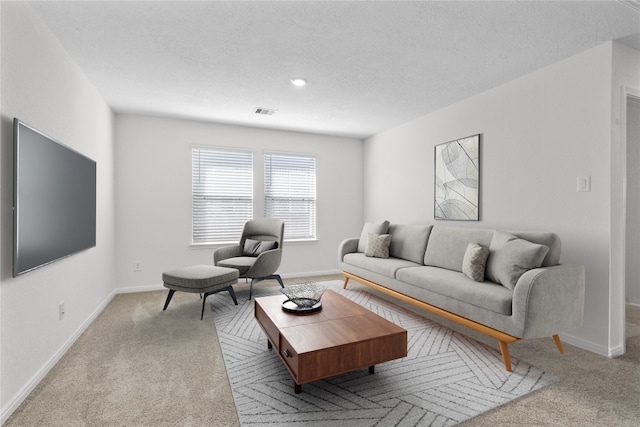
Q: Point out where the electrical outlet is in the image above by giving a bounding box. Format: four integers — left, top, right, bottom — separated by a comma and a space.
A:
133, 261, 142, 272
59, 302, 65, 320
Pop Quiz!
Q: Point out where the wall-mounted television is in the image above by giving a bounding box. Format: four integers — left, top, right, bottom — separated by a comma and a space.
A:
13, 119, 97, 277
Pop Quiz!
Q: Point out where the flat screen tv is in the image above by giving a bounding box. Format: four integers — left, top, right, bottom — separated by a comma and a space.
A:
13, 119, 97, 277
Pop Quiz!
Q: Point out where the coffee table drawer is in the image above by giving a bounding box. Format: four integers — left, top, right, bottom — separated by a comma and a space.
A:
279, 336, 299, 379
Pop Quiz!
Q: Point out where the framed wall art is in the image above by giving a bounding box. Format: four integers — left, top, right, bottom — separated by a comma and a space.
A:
434, 134, 480, 220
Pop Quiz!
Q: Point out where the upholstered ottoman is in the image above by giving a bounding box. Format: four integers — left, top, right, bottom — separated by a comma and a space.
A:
162, 265, 239, 319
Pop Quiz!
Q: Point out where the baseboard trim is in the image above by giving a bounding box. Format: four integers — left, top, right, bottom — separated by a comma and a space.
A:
627, 298, 640, 307
609, 344, 625, 357
281, 269, 342, 279
559, 332, 615, 357
109, 270, 343, 295
113, 284, 165, 294
0, 290, 117, 425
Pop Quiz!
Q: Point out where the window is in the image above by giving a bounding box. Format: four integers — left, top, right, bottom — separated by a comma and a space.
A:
264, 153, 316, 240
192, 147, 253, 243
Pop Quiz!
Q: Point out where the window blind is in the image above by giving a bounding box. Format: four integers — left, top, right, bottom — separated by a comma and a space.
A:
192, 147, 253, 243
264, 153, 316, 240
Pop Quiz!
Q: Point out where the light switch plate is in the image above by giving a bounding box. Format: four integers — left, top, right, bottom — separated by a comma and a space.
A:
577, 175, 591, 192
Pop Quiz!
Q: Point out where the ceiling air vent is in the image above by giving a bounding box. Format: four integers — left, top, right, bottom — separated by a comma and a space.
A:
255, 107, 277, 115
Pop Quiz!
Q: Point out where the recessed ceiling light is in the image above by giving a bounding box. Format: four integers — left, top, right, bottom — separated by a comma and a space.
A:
291, 78, 307, 87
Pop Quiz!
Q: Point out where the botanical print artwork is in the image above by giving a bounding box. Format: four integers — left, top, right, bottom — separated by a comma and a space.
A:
435, 134, 480, 220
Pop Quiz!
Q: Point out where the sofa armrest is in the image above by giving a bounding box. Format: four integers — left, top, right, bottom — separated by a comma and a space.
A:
213, 245, 242, 265
338, 238, 360, 264
512, 264, 585, 338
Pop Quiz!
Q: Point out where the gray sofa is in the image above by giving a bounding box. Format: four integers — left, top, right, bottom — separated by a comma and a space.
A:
339, 222, 585, 371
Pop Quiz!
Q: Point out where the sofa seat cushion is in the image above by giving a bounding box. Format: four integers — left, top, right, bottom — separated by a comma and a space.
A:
396, 266, 513, 315
343, 253, 420, 279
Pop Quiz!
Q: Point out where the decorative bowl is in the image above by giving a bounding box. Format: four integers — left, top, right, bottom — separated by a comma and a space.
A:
281, 282, 326, 313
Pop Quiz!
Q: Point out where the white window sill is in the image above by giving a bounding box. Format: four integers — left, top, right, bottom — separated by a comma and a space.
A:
190, 238, 318, 250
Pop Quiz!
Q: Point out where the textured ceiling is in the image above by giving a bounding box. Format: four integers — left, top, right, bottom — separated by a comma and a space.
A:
29, 1, 640, 138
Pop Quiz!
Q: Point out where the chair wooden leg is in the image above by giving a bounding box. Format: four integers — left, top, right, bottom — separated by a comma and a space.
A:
498, 340, 513, 372
343, 276, 350, 289
552, 334, 565, 354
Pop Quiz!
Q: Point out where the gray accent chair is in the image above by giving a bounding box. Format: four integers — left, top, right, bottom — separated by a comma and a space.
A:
214, 218, 285, 299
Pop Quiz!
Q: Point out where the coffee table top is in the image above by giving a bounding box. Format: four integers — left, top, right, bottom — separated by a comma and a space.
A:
255, 289, 406, 353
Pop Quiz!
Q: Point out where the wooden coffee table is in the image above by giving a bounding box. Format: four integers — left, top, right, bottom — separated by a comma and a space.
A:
254, 289, 407, 393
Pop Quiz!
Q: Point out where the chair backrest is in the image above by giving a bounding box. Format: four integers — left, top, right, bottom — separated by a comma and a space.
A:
240, 218, 284, 250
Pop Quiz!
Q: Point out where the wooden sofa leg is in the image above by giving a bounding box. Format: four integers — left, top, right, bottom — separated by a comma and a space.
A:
552, 334, 565, 354
343, 276, 350, 289
498, 341, 513, 372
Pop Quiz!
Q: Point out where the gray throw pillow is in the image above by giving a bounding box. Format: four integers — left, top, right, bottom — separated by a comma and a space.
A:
462, 243, 490, 282
357, 220, 390, 253
365, 233, 392, 258
485, 231, 550, 290
242, 239, 278, 257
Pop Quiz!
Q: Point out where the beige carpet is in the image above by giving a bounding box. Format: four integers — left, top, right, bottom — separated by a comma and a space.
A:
5, 276, 640, 426
4, 289, 239, 426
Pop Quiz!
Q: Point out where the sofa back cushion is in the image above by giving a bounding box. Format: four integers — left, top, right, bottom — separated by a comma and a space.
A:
357, 220, 390, 253
424, 226, 563, 274
388, 224, 432, 264
424, 226, 493, 272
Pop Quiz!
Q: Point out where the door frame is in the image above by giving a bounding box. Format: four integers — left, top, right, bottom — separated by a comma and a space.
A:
615, 87, 640, 356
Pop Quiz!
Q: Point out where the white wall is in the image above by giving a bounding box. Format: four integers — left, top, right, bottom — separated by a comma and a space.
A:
114, 115, 363, 290
364, 42, 618, 355
0, 2, 115, 421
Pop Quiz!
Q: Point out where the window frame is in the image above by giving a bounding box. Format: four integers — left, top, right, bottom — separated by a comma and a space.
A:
264, 151, 317, 241
191, 146, 254, 246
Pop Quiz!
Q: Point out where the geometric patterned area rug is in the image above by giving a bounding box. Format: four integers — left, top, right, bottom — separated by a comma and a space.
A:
208, 280, 557, 426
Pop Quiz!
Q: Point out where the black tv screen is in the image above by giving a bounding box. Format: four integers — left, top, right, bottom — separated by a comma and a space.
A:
13, 119, 97, 277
